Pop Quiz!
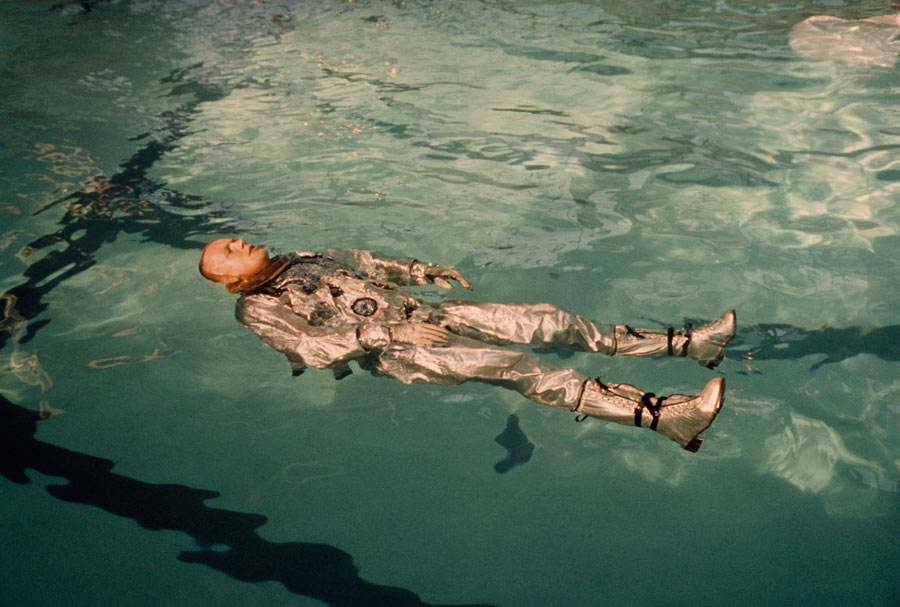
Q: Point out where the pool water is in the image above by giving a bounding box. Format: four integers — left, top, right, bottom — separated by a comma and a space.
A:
2, 1, 899, 605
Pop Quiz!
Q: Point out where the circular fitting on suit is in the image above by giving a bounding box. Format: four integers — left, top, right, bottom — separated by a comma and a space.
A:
352, 297, 378, 316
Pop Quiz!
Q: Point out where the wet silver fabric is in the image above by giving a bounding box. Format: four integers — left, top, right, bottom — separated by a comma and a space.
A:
235, 248, 625, 411
612, 310, 737, 368
430, 302, 617, 354
576, 377, 725, 450
613, 326, 680, 358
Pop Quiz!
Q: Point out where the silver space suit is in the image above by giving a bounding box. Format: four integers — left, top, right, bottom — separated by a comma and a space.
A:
236, 249, 734, 451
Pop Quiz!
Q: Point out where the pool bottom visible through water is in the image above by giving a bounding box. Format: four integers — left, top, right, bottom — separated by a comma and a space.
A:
1, 1, 899, 606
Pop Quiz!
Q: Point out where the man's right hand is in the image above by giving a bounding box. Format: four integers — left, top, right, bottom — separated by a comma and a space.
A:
411, 261, 473, 290
389, 323, 450, 346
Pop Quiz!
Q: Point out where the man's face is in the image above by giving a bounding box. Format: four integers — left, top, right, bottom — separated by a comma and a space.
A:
201, 238, 271, 282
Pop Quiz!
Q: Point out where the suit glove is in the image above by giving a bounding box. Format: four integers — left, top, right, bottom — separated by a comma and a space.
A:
411, 261, 473, 290
389, 322, 450, 346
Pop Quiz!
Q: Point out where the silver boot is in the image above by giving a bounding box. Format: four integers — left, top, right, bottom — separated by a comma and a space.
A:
573, 377, 725, 452
614, 310, 736, 368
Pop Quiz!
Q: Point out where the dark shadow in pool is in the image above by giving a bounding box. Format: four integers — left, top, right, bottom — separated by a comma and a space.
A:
732, 323, 900, 371
0, 395, 495, 607
493, 414, 535, 474
1, 66, 239, 350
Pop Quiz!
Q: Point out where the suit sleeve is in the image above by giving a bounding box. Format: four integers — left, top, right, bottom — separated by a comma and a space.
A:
319, 248, 432, 286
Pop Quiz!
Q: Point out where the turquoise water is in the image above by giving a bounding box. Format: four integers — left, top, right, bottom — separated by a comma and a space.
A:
2, 1, 899, 605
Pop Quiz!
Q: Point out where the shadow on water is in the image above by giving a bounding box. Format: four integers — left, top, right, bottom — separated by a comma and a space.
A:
733, 323, 900, 371
1, 65, 239, 349
0, 395, 495, 607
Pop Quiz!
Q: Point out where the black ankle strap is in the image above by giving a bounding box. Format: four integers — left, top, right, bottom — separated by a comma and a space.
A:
681, 323, 693, 356
667, 323, 693, 357
633, 393, 664, 431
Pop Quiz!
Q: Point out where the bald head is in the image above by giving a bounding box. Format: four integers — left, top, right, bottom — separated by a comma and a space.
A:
199, 238, 272, 289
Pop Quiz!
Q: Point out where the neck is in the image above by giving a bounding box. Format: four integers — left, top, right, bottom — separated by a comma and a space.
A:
228, 256, 291, 293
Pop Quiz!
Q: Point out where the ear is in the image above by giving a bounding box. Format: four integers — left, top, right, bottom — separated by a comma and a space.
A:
224, 277, 244, 293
